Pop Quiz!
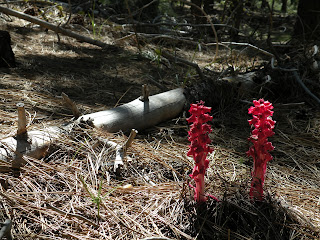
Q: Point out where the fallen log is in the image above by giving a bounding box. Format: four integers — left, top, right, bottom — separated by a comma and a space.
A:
0, 88, 186, 168
76, 88, 186, 133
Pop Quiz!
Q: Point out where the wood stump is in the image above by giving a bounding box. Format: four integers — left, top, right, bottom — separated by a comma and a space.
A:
0, 30, 16, 68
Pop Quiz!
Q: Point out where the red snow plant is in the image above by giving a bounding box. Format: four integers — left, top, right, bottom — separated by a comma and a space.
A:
247, 99, 275, 201
187, 101, 214, 203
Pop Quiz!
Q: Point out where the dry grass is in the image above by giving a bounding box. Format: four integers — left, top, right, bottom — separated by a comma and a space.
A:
0, 2, 320, 239
0, 114, 319, 239
0, 126, 189, 239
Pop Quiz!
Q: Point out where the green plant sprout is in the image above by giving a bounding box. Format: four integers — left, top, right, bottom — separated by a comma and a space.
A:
79, 176, 120, 218
89, 0, 99, 38
154, 48, 162, 67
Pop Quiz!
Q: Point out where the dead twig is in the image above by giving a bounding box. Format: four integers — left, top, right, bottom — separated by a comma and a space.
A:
61, 92, 81, 119
46, 203, 99, 228
0, 6, 112, 49
140, 238, 172, 240
271, 57, 298, 72
292, 71, 320, 106
161, 51, 204, 80
210, 42, 274, 57
127, 20, 236, 30
124, 129, 138, 156
170, 0, 219, 61
147, 76, 168, 91
124, 0, 142, 51
128, 0, 159, 18
133, 32, 200, 46
62, 0, 72, 27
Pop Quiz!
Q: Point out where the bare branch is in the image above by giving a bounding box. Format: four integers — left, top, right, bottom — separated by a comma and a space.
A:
0, 6, 112, 49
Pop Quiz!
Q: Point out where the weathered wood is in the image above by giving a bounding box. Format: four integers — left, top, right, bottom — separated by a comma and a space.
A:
0, 30, 15, 68
62, 92, 80, 119
0, 88, 186, 165
124, 129, 138, 155
140, 84, 149, 102
76, 88, 186, 133
16, 103, 27, 136
0, 219, 12, 240
0, 126, 62, 162
0, 6, 111, 49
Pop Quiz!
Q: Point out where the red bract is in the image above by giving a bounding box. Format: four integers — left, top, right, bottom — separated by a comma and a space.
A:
247, 99, 275, 201
187, 101, 215, 203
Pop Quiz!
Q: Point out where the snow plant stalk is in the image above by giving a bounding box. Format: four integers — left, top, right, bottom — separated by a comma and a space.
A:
247, 99, 275, 201
187, 101, 214, 203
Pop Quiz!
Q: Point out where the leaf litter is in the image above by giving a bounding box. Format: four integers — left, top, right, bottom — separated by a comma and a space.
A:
0, 3, 320, 239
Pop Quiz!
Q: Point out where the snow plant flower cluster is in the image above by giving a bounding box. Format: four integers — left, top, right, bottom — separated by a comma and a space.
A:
187, 101, 215, 203
247, 99, 275, 201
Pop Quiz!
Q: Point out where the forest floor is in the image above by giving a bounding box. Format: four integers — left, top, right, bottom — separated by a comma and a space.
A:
0, 2, 320, 239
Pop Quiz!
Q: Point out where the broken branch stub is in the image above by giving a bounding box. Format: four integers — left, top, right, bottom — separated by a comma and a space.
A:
0, 88, 186, 170
124, 129, 138, 156
61, 92, 81, 119
139, 84, 149, 102
12, 103, 28, 172
16, 103, 27, 137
